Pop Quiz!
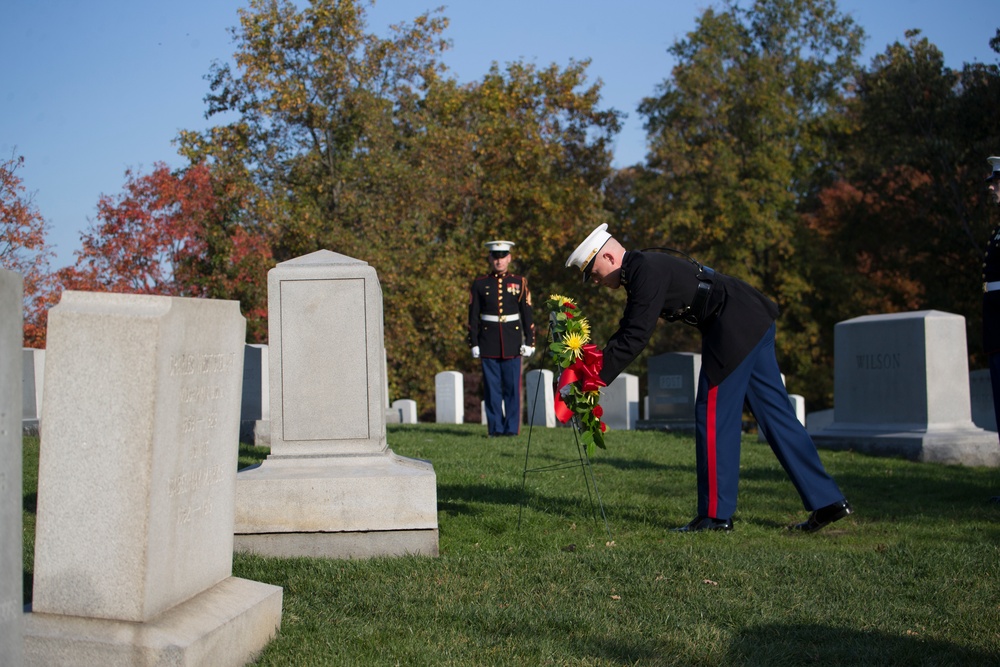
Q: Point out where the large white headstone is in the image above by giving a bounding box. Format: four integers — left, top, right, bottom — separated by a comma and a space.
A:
638, 352, 700, 430
235, 250, 438, 559
1, 269, 24, 667
525, 369, 555, 428
435, 371, 464, 424
813, 310, 1000, 466
25, 291, 282, 666
602, 373, 639, 431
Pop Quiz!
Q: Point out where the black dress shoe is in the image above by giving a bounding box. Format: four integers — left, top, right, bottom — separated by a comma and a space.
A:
790, 499, 852, 532
671, 515, 733, 532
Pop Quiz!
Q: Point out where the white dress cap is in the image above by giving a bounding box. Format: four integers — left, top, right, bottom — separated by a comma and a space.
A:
565, 223, 611, 272
988, 156, 1000, 181
485, 240, 515, 253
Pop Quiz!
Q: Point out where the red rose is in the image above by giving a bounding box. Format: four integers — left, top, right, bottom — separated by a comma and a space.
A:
600, 422, 607, 433
593, 405, 604, 418
564, 302, 576, 309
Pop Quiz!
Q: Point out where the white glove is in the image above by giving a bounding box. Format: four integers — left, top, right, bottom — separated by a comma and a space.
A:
471, 346, 480, 359
520, 345, 535, 357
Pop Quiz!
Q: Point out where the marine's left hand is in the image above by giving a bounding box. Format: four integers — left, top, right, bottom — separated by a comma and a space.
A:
520, 345, 535, 357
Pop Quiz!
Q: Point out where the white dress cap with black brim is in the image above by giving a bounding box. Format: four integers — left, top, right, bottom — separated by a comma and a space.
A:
485, 240, 515, 253
987, 156, 1000, 182
565, 223, 611, 283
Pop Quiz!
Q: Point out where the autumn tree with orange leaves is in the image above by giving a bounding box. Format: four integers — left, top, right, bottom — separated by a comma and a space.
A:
0, 152, 56, 347
59, 162, 272, 341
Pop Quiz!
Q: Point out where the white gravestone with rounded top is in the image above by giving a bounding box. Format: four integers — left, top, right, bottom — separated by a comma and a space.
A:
602, 372, 639, 431
435, 371, 464, 424
1, 269, 24, 667
234, 250, 438, 559
812, 310, 1000, 466
24, 291, 282, 666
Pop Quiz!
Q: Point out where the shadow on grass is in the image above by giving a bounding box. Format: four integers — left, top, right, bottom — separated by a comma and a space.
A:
724, 622, 999, 666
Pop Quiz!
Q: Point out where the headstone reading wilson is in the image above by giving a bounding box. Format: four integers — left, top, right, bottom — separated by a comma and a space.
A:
812, 310, 1000, 466
24, 291, 282, 667
234, 250, 438, 559
1, 269, 24, 667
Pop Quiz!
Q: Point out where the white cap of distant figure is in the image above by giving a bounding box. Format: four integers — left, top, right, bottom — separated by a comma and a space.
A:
485, 240, 515, 253
565, 223, 612, 282
987, 156, 1000, 181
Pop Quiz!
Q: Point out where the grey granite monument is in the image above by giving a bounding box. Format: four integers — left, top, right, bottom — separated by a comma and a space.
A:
234, 250, 438, 559
24, 291, 282, 666
638, 352, 700, 431
240, 343, 270, 446
1, 269, 24, 667
812, 310, 1000, 466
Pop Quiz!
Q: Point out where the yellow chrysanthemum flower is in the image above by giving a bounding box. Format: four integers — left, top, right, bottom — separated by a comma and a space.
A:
577, 317, 591, 341
564, 331, 585, 359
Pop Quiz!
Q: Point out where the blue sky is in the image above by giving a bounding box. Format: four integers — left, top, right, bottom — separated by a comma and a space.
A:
2, 1, 994, 268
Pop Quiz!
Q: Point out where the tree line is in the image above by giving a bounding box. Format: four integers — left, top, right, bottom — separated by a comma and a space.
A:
3, 0, 999, 414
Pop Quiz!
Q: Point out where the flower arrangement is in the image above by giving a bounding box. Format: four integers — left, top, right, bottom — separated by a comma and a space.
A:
546, 294, 607, 455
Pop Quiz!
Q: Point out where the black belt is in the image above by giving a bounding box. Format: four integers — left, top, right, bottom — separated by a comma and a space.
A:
666, 266, 715, 326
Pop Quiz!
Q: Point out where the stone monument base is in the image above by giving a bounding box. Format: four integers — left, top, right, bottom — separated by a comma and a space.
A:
234, 451, 438, 559
636, 419, 696, 432
813, 423, 1000, 467
24, 577, 283, 667
235, 528, 439, 559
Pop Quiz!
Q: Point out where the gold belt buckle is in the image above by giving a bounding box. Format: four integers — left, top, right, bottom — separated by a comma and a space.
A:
498, 315, 508, 323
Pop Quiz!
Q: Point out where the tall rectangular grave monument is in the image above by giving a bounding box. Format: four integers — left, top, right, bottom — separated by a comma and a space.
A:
1, 269, 24, 667
234, 250, 438, 559
812, 310, 1000, 466
24, 291, 282, 666
638, 352, 701, 430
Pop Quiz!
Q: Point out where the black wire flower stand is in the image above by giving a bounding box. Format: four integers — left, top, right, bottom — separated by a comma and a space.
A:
517, 371, 613, 542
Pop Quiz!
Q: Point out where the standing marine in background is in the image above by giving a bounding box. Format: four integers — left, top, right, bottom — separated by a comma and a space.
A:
468, 240, 535, 436
982, 156, 1000, 503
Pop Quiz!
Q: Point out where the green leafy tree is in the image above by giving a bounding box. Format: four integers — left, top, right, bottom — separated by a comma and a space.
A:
179, 0, 620, 412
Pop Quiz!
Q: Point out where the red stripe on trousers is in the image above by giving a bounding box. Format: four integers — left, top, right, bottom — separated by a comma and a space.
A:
707, 385, 718, 518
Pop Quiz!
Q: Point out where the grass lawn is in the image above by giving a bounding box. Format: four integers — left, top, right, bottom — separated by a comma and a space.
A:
22, 424, 1000, 666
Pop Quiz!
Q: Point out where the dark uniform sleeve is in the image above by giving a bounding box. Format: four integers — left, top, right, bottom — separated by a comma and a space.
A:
599, 254, 674, 385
